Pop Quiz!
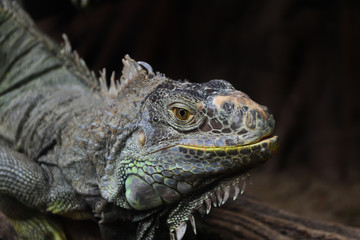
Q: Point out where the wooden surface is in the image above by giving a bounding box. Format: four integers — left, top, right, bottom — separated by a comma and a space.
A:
1, 195, 360, 240
198, 195, 360, 240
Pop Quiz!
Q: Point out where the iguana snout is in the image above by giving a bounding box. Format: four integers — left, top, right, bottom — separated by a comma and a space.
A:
197, 89, 275, 147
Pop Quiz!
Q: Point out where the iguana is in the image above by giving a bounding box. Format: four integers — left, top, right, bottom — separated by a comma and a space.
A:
0, 1, 278, 239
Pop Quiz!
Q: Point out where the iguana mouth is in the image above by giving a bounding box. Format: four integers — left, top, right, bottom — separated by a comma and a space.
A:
166, 135, 279, 240
177, 134, 278, 152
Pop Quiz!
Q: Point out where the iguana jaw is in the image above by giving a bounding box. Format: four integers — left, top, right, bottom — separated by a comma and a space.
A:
124, 134, 277, 209
166, 135, 279, 240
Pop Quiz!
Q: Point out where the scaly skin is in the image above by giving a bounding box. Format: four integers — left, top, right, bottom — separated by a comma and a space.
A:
0, 1, 278, 239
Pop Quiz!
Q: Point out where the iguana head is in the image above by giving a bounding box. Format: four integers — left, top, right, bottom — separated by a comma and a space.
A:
123, 78, 277, 206
107, 57, 279, 239
99, 56, 278, 239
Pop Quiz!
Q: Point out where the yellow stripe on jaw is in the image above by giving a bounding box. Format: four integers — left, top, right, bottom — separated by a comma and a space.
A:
177, 136, 279, 153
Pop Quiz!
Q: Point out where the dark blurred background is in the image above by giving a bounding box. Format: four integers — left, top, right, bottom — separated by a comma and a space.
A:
23, 0, 360, 228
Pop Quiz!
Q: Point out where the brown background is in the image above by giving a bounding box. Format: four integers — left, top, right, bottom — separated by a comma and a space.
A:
23, 0, 360, 228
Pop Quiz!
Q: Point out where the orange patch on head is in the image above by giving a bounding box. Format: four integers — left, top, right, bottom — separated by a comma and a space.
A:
212, 91, 268, 120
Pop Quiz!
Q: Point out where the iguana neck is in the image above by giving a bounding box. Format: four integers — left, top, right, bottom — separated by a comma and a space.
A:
59, 100, 139, 208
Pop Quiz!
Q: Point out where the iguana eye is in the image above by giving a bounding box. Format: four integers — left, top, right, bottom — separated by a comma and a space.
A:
172, 107, 192, 121
167, 103, 203, 131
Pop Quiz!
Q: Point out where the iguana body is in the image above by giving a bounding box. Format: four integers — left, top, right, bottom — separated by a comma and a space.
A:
0, 1, 278, 239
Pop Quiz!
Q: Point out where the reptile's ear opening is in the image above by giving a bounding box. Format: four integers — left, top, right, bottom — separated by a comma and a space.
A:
137, 129, 146, 147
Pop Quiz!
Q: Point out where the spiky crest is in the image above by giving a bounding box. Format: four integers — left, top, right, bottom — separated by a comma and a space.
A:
98, 55, 167, 100
60, 34, 99, 89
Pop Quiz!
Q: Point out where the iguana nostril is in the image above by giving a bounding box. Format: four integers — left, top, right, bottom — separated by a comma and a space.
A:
245, 110, 257, 129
